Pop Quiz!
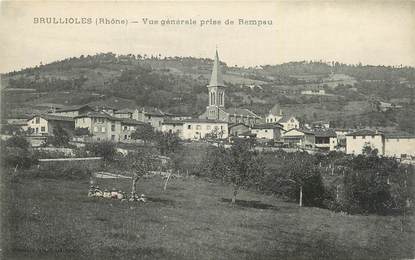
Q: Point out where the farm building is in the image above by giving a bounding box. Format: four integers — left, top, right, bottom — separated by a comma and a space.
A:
27, 114, 75, 136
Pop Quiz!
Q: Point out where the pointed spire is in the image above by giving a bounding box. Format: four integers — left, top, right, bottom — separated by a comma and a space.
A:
208, 49, 225, 87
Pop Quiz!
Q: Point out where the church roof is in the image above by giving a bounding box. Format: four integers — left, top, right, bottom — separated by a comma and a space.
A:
208, 50, 225, 87
223, 108, 261, 118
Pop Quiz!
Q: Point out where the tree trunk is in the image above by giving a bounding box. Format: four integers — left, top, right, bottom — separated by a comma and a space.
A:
299, 185, 303, 207
232, 186, 238, 204
131, 176, 139, 196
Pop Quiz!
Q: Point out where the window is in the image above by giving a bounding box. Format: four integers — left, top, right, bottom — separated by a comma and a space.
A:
111, 124, 115, 131
148, 116, 151, 119
362, 136, 366, 139
265, 130, 268, 132
35, 127, 39, 133
111, 135, 115, 141
353, 136, 356, 139
196, 125, 201, 130
123, 126, 128, 131
35, 117, 40, 124
94, 126, 98, 132
187, 125, 192, 129
101, 127, 106, 133
124, 135, 127, 140
371, 135, 375, 138
41, 126, 45, 132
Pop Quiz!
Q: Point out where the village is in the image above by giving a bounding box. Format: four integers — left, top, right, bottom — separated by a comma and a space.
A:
4, 50, 415, 162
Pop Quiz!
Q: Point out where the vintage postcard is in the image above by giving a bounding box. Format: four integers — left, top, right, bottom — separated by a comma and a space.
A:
1, 1, 414, 259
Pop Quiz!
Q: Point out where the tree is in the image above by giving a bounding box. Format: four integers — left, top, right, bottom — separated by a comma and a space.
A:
86, 141, 116, 163
226, 140, 265, 204
130, 152, 153, 197
5, 136, 29, 150
46, 125, 71, 147
131, 124, 156, 143
154, 131, 181, 155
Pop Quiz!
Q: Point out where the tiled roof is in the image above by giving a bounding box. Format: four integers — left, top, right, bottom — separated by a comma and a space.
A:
346, 129, 383, 136
74, 112, 122, 121
163, 120, 185, 125
277, 115, 296, 123
28, 114, 75, 122
384, 132, 415, 138
120, 118, 147, 125
252, 123, 283, 129
284, 128, 315, 136
224, 108, 261, 118
313, 129, 337, 138
114, 108, 134, 114
163, 118, 227, 124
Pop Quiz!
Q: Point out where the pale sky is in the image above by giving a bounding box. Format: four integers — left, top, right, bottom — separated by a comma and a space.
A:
0, 1, 414, 73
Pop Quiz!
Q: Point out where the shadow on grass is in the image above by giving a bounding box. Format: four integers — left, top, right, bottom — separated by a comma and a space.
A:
220, 198, 278, 210
147, 197, 175, 206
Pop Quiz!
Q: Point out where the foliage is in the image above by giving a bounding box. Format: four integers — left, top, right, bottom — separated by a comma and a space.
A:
154, 131, 181, 155
86, 141, 117, 162
5, 136, 30, 150
74, 127, 90, 136
46, 125, 71, 147
1, 147, 38, 169
200, 140, 265, 203
131, 124, 156, 143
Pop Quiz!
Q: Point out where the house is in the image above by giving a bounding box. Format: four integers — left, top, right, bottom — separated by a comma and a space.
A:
162, 118, 228, 140
228, 123, 250, 137
311, 120, 330, 129
50, 105, 94, 117
119, 118, 148, 141
384, 133, 415, 158
133, 107, 167, 130
278, 115, 300, 131
282, 129, 315, 149
345, 129, 384, 155
251, 123, 283, 140
161, 120, 184, 136
198, 50, 261, 126
314, 129, 338, 151
27, 114, 75, 136
113, 108, 134, 119
265, 104, 283, 123
74, 112, 123, 142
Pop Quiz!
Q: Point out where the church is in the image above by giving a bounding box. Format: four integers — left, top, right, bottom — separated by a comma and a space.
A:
199, 50, 261, 126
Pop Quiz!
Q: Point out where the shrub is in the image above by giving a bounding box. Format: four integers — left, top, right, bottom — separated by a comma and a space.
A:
1, 147, 38, 169
86, 141, 116, 162
5, 136, 29, 150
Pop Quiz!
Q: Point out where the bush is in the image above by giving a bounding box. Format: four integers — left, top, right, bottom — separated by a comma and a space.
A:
86, 141, 116, 162
5, 136, 29, 150
1, 147, 38, 169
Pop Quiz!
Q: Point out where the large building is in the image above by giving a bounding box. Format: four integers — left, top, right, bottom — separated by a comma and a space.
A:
346, 129, 415, 158
199, 50, 261, 126
162, 119, 228, 140
27, 114, 75, 136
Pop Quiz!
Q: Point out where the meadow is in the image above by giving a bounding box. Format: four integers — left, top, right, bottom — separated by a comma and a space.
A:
1, 173, 414, 260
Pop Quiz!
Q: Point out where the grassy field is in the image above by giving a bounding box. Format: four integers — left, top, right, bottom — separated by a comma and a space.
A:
1, 174, 414, 260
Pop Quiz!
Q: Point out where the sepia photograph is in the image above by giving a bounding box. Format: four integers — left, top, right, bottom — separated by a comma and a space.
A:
0, 1, 414, 259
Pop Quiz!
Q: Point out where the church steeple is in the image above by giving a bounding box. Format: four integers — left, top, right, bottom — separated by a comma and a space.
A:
205, 49, 226, 119
208, 49, 225, 87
